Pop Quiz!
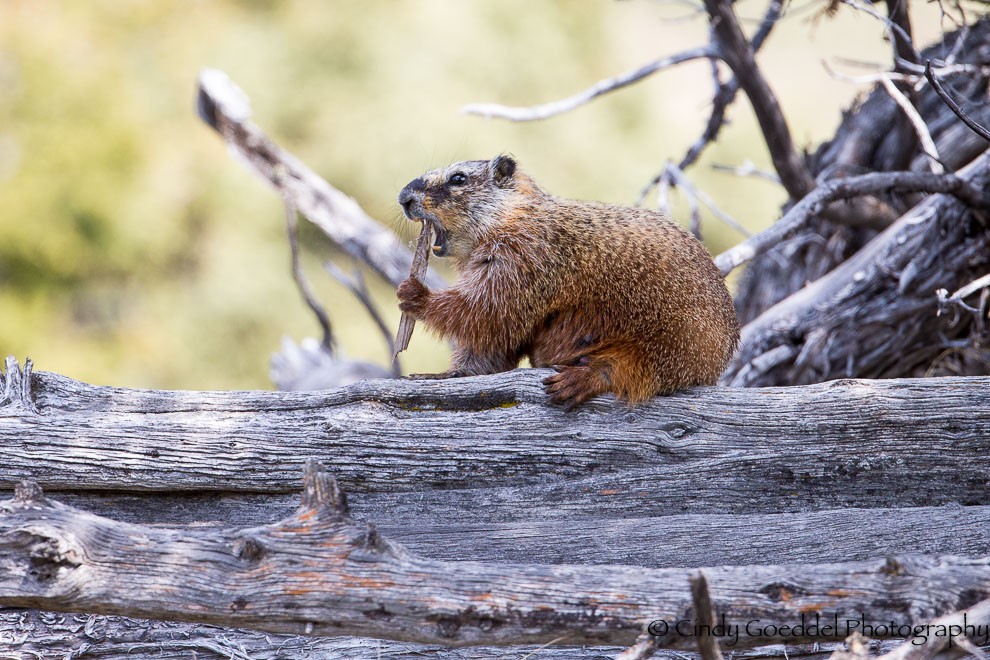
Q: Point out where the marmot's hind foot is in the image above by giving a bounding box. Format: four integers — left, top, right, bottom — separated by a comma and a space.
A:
543, 365, 608, 411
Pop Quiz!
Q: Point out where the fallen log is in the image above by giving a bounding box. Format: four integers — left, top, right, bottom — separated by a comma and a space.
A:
40, 494, 990, 568
1, 463, 989, 650
2, 359, 990, 517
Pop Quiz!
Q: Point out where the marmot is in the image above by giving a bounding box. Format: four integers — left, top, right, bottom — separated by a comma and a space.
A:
396, 155, 739, 409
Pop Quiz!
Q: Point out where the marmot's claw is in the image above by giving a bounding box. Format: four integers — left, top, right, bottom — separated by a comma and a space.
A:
543, 366, 600, 410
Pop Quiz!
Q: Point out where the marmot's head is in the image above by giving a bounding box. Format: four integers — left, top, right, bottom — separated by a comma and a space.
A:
398, 155, 532, 260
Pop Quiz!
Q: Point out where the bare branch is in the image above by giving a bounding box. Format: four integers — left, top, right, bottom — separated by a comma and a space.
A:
324, 262, 400, 376
840, 0, 922, 65
884, 0, 919, 70
925, 60, 990, 142
877, 75, 944, 173
196, 69, 446, 292
461, 46, 715, 122
677, 0, 784, 172
281, 187, 335, 353
715, 170, 990, 275
703, 0, 816, 200
937, 272, 990, 316
664, 163, 752, 237
711, 160, 781, 184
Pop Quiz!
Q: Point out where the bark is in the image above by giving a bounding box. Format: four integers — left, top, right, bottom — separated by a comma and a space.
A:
2, 466, 989, 650
4, 359, 990, 516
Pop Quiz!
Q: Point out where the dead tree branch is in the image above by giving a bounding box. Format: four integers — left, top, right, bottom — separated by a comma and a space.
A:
324, 262, 401, 376
884, 0, 920, 71
877, 75, 943, 173
734, 19, 990, 325
703, 0, 815, 200
724, 152, 990, 386
714, 166, 990, 275
196, 69, 445, 292
461, 46, 715, 121
282, 189, 334, 353
677, 0, 784, 172
2, 465, 990, 650
926, 60, 990, 142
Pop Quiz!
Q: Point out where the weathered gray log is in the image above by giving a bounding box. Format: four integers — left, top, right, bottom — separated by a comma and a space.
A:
4, 359, 990, 515
38, 492, 990, 569
2, 466, 989, 650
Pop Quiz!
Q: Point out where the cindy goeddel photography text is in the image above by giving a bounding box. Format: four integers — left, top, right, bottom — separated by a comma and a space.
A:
647, 613, 989, 648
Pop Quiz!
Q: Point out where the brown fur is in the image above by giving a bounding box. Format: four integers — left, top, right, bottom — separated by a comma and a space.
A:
396, 155, 739, 408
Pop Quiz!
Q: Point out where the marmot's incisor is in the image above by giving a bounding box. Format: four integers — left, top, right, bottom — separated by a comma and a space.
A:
397, 155, 739, 408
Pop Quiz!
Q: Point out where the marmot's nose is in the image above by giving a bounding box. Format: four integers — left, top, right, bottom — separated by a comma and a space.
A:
398, 189, 416, 216
399, 178, 426, 216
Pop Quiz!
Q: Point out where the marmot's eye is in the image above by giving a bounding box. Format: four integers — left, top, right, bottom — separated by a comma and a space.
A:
447, 172, 467, 186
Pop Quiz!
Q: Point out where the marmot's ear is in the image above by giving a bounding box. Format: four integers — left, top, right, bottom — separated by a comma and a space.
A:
490, 155, 516, 187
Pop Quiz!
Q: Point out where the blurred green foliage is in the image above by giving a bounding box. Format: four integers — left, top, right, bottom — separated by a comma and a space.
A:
0, 0, 948, 389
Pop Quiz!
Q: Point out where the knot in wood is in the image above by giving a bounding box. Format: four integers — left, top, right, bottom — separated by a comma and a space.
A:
19, 531, 81, 583
435, 617, 461, 638
234, 536, 266, 562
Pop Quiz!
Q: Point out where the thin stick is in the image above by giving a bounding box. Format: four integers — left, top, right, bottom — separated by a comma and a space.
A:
461, 46, 715, 122
711, 160, 781, 184
283, 188, 335, 353
878, 75, 944, 173
325, 262, 400, 376
884, 0, 919, 70
392, 221, 434, 362
925, 60, 990, 142
678, 0, 784, 172
196, 69, 445, 292
839, 0, 921, 65
665, 163, 752, 237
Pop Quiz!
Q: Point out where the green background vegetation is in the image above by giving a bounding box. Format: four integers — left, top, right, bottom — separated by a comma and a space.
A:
0, 0, 947, 389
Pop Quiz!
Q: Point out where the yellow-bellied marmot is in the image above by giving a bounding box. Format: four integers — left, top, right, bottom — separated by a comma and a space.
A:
396, 155, 739, 409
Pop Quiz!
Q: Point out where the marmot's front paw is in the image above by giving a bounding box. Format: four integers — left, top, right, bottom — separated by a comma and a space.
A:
397, 277, 429, 316
543, 365, 607, 411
